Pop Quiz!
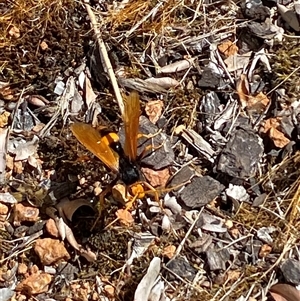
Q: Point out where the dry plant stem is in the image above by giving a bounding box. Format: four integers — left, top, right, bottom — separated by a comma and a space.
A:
260, 271, 277, 300
243, 283, 256, 301
283, 33, 300, 38
84, 0, 124, 116
267, 65, 300, 96
188, 0, 203, 25
216, 234, 252, 251
286, 176, 300, 224
125, 1, 165, 38
10, 88, 25, 130
167, 207, 204, 266
0, 128, 8, 184
0, 246, 33, 264
212, 272, 245, 301
162, 265, 201, 292
258, 235, 295, 279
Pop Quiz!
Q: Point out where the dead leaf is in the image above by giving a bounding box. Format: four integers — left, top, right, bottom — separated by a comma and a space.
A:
50, 216, 96, 261
226, 270, 241, 282
112, 184, 127, 204
236, 73, 249, 108
27, 95, 49, 106
6, 153, 14, 171
27, 155, 42, 170
116, 209, 134, 226
247, 92, 270, 112
134, 257, 161, 301
104, 285, 115, 297
18, 263, 28, 275
13, 161, 23, 174
229, 227, 240, 239
261, 118, 291, 147
218, 40, 239, 57
79, 247, 97, 262
12, 136, 39, 161
224, 52, 252, 72
57, 216, 66, 240
270, 292, 289, 301
0, 86, 14, 101
162, 245, 176, 259
0, 203, 8, 215
269, 127, 290, 148
0, 111, 10, 127
145, 100, 164, 124
262, 118, 281, 133
119, 77, 167, 94
84, 75, 97, 109
269, 283, 300, 301
259, 244, 272, 258
141, 167, 170, 187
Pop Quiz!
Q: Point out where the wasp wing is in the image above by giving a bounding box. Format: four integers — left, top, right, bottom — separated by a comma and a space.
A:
71, 123, 119, 172
123, 91, 140, 162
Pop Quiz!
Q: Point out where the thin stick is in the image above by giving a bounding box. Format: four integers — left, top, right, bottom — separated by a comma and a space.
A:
166, 207, 204, 267
84, 0, 124, 116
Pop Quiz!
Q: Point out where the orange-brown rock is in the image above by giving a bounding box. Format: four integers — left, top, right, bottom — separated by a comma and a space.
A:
34, 238, 70, 265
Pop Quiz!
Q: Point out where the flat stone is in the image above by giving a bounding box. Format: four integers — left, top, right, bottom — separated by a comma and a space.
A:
34, 238, 70, 265
217, 128, 264, 178
179, 176, 225, 209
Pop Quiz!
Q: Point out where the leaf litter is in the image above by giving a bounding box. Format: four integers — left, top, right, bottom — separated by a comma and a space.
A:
1, 0, 300, 300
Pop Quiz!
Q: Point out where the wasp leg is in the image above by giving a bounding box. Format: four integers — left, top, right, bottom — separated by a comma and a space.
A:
90, 185, 112, 231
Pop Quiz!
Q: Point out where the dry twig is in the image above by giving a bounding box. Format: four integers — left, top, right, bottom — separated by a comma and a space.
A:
84, 0, 124, 115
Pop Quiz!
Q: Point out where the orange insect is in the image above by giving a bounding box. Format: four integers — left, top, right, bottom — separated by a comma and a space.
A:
70, 91, 150, 213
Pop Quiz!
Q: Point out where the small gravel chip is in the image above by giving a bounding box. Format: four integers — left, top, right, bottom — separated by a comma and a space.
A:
180, 176, 225, 209
205, 245, 230, 271
166, 256, 197, 281
167, 165, 195, 189
57, 262, 78, 282
281, 259, 300, 285
226, 184, 250, 203
257, 226, 276, 244
197, 213, 227, 233
54, 81, 65, 95
252, 193, 267, 207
